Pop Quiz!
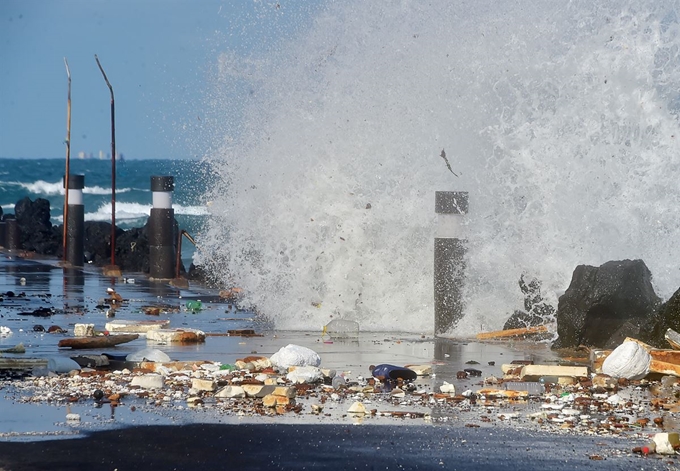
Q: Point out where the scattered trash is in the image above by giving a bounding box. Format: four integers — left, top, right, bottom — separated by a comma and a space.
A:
0, 326, 11, 337
270, 344, 321, 369
369, 364, 417, 382
47, 357, 81, 374
602, 341, 651, 380
105, 319, 170, 334
653, 432, 680, 454
0, 343, 25, 354
332, 373, 347, 389
74, 324, 95, 337
126, 348, 171, 363
322, 319, 359, 339
186, 300, 202, 312
347, 401, 366, 414
286, 366, 323, 384
146, 328, 206, 344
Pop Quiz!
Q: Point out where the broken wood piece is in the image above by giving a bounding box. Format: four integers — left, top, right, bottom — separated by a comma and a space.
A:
226, 329, 263, 337
0, 343, 25, 354
0, 358, 48, 370
476, 325, 548, 340
519, 364, 589, 381
650, 359, 680, 377
477, 388, 528, 399
665, 328, 680, 350
146, 328, 205, 344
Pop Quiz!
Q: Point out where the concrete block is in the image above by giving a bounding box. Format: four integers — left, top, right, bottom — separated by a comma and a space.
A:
74, 324, 95, 337
191, 378, 216, 391
215, 385, 246, 398
130, 374, 164, 389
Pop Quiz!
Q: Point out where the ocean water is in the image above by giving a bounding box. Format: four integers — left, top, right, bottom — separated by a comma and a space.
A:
0, 158, 208, 265
198, 0, 680, 334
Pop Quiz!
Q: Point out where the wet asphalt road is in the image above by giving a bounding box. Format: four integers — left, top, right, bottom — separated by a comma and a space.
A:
0, 423, 668, 471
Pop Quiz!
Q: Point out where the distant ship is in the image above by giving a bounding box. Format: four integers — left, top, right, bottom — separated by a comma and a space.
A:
77, 151, 124, 161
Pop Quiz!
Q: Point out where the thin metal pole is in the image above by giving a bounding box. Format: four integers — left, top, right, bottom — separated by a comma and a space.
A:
95, 54, 117, 267
62, 58, 72, 262
176, 229, 183, 279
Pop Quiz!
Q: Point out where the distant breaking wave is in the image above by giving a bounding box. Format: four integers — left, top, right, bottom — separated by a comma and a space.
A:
51, 202, 209, 223
2, 180, 135, 196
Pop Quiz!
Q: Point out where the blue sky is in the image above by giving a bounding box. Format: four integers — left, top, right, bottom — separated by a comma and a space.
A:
0, 0, 323, 160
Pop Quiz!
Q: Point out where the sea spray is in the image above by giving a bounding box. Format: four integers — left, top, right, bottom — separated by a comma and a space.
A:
199, 1, 680, 334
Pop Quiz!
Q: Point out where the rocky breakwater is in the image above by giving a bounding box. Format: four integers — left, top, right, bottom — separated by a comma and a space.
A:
0, 197, 192, 276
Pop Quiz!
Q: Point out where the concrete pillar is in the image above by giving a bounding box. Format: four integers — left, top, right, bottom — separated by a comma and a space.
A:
64, 174, 85, 267
5, 216, 19, 251
434, 191, 468, 335
149, 176, 175, 279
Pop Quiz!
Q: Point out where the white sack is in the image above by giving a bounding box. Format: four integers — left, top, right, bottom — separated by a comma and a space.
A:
601, 341, 650, 380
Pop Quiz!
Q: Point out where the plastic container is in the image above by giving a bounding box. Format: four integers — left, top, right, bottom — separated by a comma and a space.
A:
323, 319, 359, 339
186, 300, 202, 312
47, 357, 81, 374
332, 374, 347, 390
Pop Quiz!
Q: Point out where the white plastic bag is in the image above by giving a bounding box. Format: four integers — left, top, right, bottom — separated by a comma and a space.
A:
601, 341, 650, 380
270, 344, 321, 369
286, 366, 323, 383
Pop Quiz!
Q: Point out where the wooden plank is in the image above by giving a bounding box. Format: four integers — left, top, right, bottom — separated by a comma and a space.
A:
0, 358, 48, 370
519, 364, 589, 380
476, 325, 548, 340
650, 359, 680, 377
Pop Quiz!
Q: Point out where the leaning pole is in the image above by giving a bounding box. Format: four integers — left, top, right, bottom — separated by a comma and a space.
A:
434, 191, 468, 335
95, 54, 121, 276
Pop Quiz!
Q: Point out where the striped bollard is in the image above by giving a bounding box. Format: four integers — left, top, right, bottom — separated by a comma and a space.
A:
64, 174, 85, 267
149, 176, 175, 279
434, 191, 468, 335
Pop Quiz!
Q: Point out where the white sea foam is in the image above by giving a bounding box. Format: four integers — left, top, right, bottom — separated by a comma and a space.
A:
5, 180, 133, 196
199, 1, 680, 333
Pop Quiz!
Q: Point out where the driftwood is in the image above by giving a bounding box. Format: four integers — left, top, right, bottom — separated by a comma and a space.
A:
476, 325, 548, 340
58, 334, 138, 349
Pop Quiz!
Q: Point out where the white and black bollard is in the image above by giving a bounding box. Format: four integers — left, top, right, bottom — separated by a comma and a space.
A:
434, 191, 468, 335
149, 176, 175, 279
5, 216, 19, 252
64, 174, 85, 267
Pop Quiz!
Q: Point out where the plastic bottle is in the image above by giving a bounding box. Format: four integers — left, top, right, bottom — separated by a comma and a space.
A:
323, 319, 359, 339
642, 441, 656, 455
186, 300, 202, 312
332, 374, 347, 390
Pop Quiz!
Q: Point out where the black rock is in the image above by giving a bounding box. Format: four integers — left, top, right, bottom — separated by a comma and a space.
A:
641, 287, 680, 347
15, 197, 60, 254
503, 275, 555, 330
552, 259, 661, 349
